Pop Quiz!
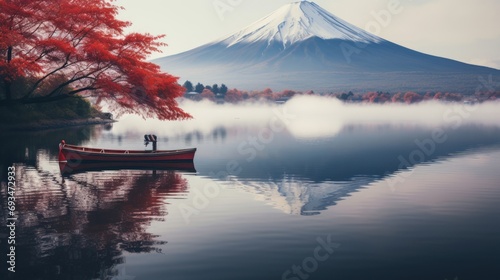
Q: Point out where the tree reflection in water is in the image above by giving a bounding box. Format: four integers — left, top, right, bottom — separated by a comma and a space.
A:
1, 164, 189, 280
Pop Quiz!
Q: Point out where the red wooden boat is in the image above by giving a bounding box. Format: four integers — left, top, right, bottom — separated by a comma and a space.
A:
58, 136, 196, 163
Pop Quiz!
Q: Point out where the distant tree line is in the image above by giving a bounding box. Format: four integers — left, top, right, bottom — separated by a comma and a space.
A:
182, 85, 314, 103
181, 84, 500, 104
182, 81, 228, 95
332, 91, 499, 104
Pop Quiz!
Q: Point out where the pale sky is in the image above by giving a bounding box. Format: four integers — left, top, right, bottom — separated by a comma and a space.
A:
117, 0, 500, 69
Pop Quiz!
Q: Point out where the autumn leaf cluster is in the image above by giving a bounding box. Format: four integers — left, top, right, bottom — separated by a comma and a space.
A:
0, 0, 190, 120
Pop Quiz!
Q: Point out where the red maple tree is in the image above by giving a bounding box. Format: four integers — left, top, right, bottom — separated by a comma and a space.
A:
0, 0, 190, 120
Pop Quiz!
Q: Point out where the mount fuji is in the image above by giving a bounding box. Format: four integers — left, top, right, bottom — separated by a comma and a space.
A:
155, 1, 499, 93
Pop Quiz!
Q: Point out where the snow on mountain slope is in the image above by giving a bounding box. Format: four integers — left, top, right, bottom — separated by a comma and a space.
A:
218, 1, 382, 49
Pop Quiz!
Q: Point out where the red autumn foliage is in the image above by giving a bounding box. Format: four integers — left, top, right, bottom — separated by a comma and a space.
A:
403, 91, 422, 104
443, 92, 463, 102
433, 92, 443, 100
262, 88, 273, 95
224, 89, 244, 103
0, 0, 190, 120
279, 89, 297, 98
423, 92, 434, 101
361, 91, 391, 103
391, 92, 403, 103
200, 89, 215, 101
363, 92, 379, 103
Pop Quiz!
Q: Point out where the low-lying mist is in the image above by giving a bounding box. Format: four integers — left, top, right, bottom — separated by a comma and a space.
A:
113, 95, 500, 139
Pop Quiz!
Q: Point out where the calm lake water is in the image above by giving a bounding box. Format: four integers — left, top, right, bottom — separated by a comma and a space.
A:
1, 97, 500, 280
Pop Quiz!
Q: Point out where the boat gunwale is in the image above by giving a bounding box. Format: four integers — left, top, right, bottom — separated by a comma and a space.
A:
62, 144, 196, 156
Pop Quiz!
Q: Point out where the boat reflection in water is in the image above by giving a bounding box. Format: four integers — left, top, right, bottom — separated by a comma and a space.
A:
59, 160, 197, 175
5, 160, 194, 280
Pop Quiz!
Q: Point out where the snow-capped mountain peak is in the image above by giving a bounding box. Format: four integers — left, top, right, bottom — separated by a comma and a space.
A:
220, 1, 382, 49
155, 1, 499, 93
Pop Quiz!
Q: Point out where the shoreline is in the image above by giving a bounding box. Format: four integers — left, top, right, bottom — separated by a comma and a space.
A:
1, 118, 117, 132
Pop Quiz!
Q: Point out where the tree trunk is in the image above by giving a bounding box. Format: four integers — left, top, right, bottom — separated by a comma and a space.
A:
5, 46, 13, 100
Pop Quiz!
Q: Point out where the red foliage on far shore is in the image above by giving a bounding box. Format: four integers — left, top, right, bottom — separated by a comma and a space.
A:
184, 87, 500, 104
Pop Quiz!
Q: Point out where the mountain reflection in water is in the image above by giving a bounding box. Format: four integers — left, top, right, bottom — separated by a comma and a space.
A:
192, 124, 500, 215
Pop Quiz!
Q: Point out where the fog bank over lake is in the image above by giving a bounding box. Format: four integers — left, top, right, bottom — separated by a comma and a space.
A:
110, 95, 500, 140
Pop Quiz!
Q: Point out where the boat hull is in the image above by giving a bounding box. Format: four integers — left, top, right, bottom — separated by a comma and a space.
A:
59, 144, 196, 163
